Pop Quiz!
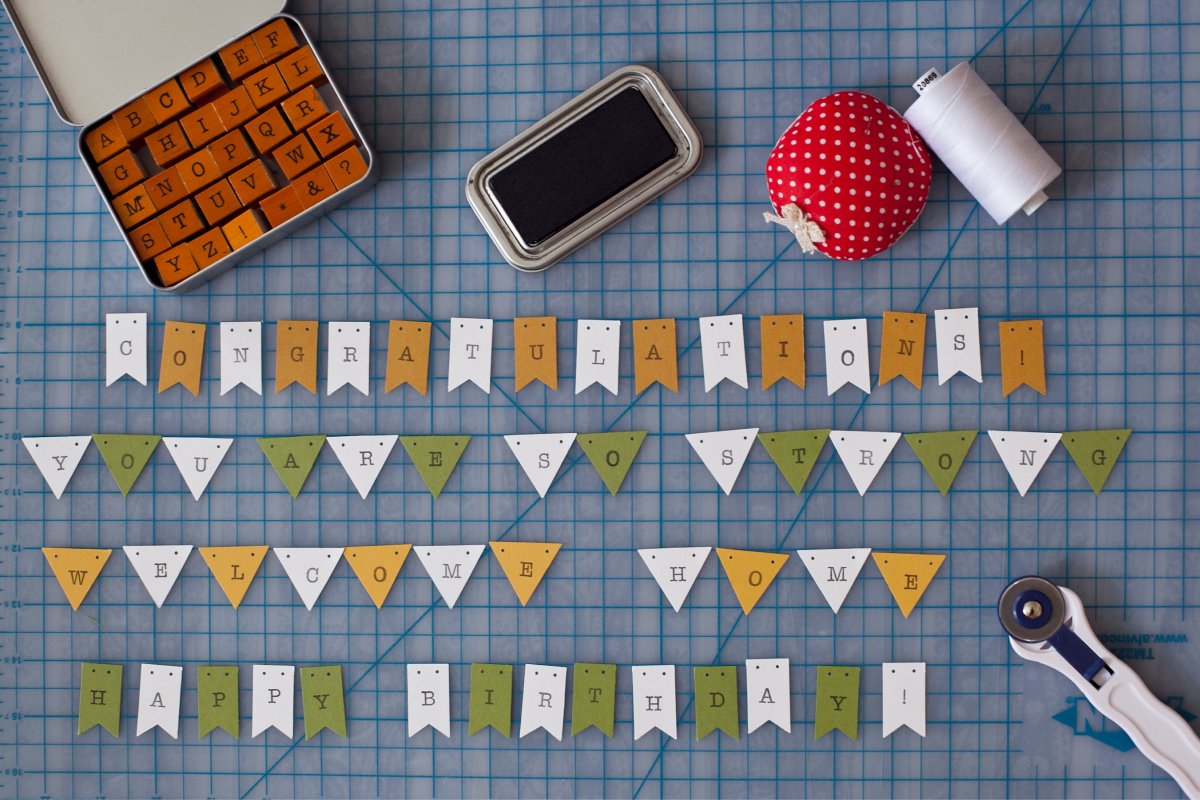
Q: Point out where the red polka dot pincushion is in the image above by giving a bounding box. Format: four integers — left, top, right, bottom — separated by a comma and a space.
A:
764, 91, 932, 261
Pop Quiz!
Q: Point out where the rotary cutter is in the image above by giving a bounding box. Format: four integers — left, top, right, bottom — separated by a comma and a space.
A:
999, 576, 1200, 797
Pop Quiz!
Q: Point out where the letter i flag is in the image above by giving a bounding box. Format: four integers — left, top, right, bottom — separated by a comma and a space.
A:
93, 434, 160, 496
694, 666, 739, 740
814, 666, 860, 740
878, 311, 926, 389
904, 431, 977, 495
385, 320, 431, 394
400, 435, 470, 498
715, 548, 788, 614
514, 316, 558, 390
407, 663, 451, 738
44, 547, 111, 610
344, 545, 410, 608
23, 435, 91, 498
760, 314, 805, 390
633, 318, 678, 393
198, 666, 240, 739
301, 665, 347, 739
872, 552, 945, 618
577, 431, 647, 495
258, 435, 325, 498
200, 545, 268, 608
79, 662, 123, 736
1062, 429, 1132, 493
571, 663, 616, 737
158, 321, 206, 395
275, 320, 318, 394
757, 429, 830, 494
489, 541, 561, 606
469, 663, 513, 737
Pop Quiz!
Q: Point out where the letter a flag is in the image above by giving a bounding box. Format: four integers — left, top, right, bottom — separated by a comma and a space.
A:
715, 548, 788, 614
1062, 429, 1132, 494
136, 663, 183, 738
344, 545, 411, 608
872, 552, 946, 618
746, 658, 791, 734
258, 435, 325, 498
489, 541, 561, 606
43, 547, 111, 610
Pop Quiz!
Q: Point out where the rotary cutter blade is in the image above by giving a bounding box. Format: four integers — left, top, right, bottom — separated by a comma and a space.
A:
999, 576, 1200, 798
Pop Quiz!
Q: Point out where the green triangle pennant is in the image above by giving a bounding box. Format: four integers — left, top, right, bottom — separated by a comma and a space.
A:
571, 663, 616, 736
78, 662, 123, 736
694, 666, 739, 740
93, 434, 160, 495
258, 435, 325, 498
198, 665, 239, 739
814, 665, 860, 740
1062, 429, 1132, 493
468, 663, 513, 736
757, 429, 830, 494
904, 430, 978, 495
577, 431, 647, 495
400, 435, 470, 498
301, 665, 347, 739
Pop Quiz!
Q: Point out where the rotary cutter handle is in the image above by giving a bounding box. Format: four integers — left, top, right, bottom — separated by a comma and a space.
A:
999, 577, 1200, 798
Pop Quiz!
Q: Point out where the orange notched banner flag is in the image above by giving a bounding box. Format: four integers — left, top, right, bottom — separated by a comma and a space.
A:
760, 314, 805, 389
385, 320, 431, 394
878, 312, 926, 389
158, 321, 206, 396
513, 317, 558, 391
999, 319, 1046, 396
632, 318, 678, 393
275, 320, 319, 393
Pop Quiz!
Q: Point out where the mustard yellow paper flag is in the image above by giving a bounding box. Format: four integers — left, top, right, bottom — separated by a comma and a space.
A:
715, 548, 788, 615
200, 546, 268, 608
489, 541, 561, 606
632, 319, 678, 393
43, 547, 111, 610
878, 312, 926, 389
344, 544, 411, 609
158, 321, 206, 395
872, 552, 945, 618
999, 320, 1046, 396
276, 321, 318, 393
385, 320, 431, 394
760, 314, 805, 390
513, 316, 558, 391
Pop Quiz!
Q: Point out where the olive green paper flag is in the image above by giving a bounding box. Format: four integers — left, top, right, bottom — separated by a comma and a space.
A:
757, 430, 830, 494
904, 431, 978, 495
301, 665, 347, 739
577, 432, 647, 495
198, 665, 239, 739
400, 435, 470, 498
693, 666, 739, 740
571, 663, 616, 736
468, 663, 513, 736
258, 435, 325, 498
93, 434, 160, 495
1062, 429, 1132, 494
814, 665, 860, 740
79, 662, 123, 736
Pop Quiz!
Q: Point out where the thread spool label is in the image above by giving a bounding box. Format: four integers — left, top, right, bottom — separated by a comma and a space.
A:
912, 68, 941, 95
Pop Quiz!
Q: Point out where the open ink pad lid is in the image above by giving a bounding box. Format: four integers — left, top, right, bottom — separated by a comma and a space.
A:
466, 65, 703, 273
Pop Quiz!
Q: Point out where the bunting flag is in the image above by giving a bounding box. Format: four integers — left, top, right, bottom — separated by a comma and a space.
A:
999, 319, 1046, 396
94, 433, 160, 496
519, 664, 567, 740
23, 435, 90, 498
632, 665, 677, 740
123, 544, 193, 607
757, 429, 830, 494
935, 307, 982, 384
904, 431, 978, 495
571, 663, 616, 737
327, 321, 371, 395
1062, 429, 1131, 493
814, 666, 860, 740
882, 662, 926, 738
685, 428, 758, 495
577, 431, 646, 495
301, 665, 347, 739
699, 313, 748, 390
715, 547, 788, 614
258, 435, 325, 498
136, 663, 183, 738
275, 320, 318, 393
575, 319, 620, 395
274, 548, 343, 610
988, 430, 1061, 496
632, 318, 678, 393
105, 312, 147, 386
43, 547, 111, 610
79, 662, 123, 736
252, 665, 295, 738
407, 663, 451, 737
219, 321, 262, 395
200, 545, 268, 609
400, 435, 470, 498
328, 435, 398, 498
829, 431, 900, 495
505, 433, 575, 497
163, 436, 232, 500
344, 544, 411, 608
158, 321, 206, 395
469, 663, 513, 737
823, 318, 870, 395
489, 541, 561, 606
414, 544, 485, 608
872, 551, 946, 618
385, 320, 431, 394
198, 665, 240, 739
514, 316, 558, 391
638, 547, 712, 612
760, 314, 805, 390
878, 311, 926, 388
694, 666, 739, 740
746, 657, 791, 734
796, 548, 870, 614
447, 317, 494, 393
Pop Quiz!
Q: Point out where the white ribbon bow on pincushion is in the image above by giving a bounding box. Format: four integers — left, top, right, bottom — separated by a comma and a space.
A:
763, 203, 827, 254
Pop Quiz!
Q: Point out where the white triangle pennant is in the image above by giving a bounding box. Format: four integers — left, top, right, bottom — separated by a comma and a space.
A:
519, 664, 567, 740
162, 437, 233, 500
575, 319, 620, 395
830, 431, 900, 495
23, 435, 90, 498
685, 428, 758, 495
882, 662, 926, 738
327, 321, 370, 395
631, 665, 677, 740
935, 307, 982, 384
273, 547, 343, 610
328, 435, 398, 498
106, 312, 147, 386
823, 318, 871, 395
638, 547, 712, 612
220, 321, 262, 395
988, 430, 1061, 496
447, 317, 494, 393
504, 433, 575, 497
136, 663, 183, 738
123, 544, 193, 608
414, 544, 485, 608
252, 664, 295, 738
746, 658, 791, 734
699, 313, 748, 391
796, 548, 871, 613
407, 663, 451, 738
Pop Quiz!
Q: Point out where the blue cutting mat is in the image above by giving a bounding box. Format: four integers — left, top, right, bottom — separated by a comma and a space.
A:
1, 0, 1198, 797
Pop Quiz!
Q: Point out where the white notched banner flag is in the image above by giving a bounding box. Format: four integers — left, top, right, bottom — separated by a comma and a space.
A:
23, 435, 90, 498
220, 321, 262, 395
274, 547, 343, 610
327, 322, 371, 395
829, 430, 900, 495
824, 318, 871, 395
988, 430, 1061, 496
638, 547, 712, 612
935, 307, 982, 384
796, 548, 871, 614
575, 319, 621, 395
136, 663, 183, 738
631, 665, 677, 740
746, 657, 792, 734
882, 662, 926, 737
685, 428, 759, 495
519, 664, 567, 740
163, 436, 233, 500
407, 663, 451, 738
414, 544, 485, 609
106, 312, 147, 386
504, 433, 576, 497
328, 435, 398, 498
123, 544, 193, 608
447, 317, 494, 393
699, 313, 748, 391
252, 664, 295, 738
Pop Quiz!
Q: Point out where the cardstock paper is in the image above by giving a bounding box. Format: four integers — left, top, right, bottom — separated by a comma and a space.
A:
639, 547, 712, 612
505, 433, 575, 497
79, 662, 122, 736
400, 435, 470, 498
685, 428, 758, 495
414, 544, 485, 608
258, 435, 325, 498
220, 321, 262, 395
163, 436, 232, 500
760, 313, 805, 390
519, 664, 567, 740
633, 318, 678, 393
632, 665, 677, 740
43, 547, 111, 610
873, 551, 946, 618
200, 545, 268, 609
447, 317, 494, 393
830, 430, 900, 495
882, 662, 926, 737
198, 665, 239, 739
694, 666, 739, 740
577, 431, 647, 495
327, 321, 370, 395
123, 544, 192, 607
935, 308, 982, 384
275, 320, 318, 393
699, 313, 748, 390
797, 548, 871, 614
328, 435, 398, 498
344, 544, 411, 609
814, 666, 860, 740
988, 430, 1061, 496
1062, 429, 1132, 494
904, 431, 978, 495
274, 547, 343, 610
106, 312, 147, 386
514, 316, 558, 390
746, 658, 791, 734
23, 435, 90, 498
489, 541, 561, 606
252, 665, 295, 738
385, 320, 431, 394
757, 429, 830, 494
823, 318, 870, 395
878, 311, 926, 388
136, 663, 183, 738
158, 321, 206, 395
571, 663, 616, 737
93, 433, 160, 496
469, 663, 513, 737
301, 665, 347, 739
715, 548, 788, 615
575, 319, 620, 395
999, 319, 1046, 396
407, 663, 451, 737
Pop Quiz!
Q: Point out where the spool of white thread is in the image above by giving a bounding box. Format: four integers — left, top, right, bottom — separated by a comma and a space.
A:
903, 62, 1061, 225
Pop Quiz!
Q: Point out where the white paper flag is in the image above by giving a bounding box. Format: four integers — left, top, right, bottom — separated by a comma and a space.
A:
163, 436, 233, 500
328, 435, 398, 498
504, 433, 575, 497
796, 548, 871, 613
414, 544, 485, 609
23, 435, 90, 498
685, 428, 758, 495
274, 547, 343, 610
935, 307, 982, 384
106, 312, 147, 386
746, 657, 791, 734
638, 547, 711, 612
830, 431, 900, 495
632, 665, 677, 740
123, 544, 193, 608
575, 319, 620, 395
823, 318, 871, 395
988, 430, 1061, 496
447, 317, 494, 393
406, 663, 451, 737
699, 313, 748, 391
519, 664, 567, 740
327, 322, 370, 395
252, 664, 295, 738
882, 662, 926, 738
219, 321, 262, 395
136, 663, 183, 738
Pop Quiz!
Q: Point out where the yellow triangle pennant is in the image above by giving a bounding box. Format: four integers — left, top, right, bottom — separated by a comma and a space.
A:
715, 548, 788, 615
200, 546, 268, 609
872, 552, 945, 618
488, 541, 561, 606
43, 547, 111, 610
344, 544, 411, 609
